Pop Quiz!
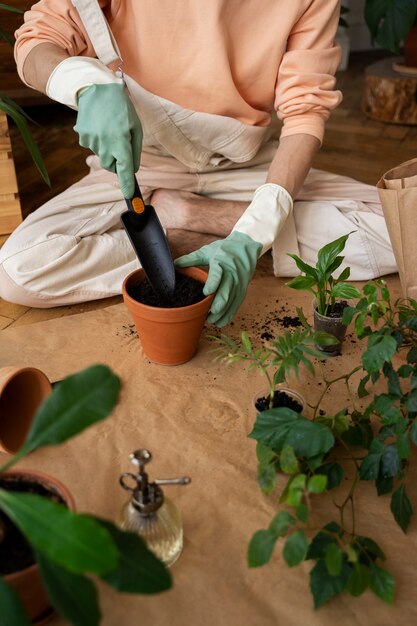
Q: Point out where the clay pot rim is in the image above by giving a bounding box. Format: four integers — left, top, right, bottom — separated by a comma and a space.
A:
2, 469, 75, 582
0, 368, 52, 455
122, 266, 213, 313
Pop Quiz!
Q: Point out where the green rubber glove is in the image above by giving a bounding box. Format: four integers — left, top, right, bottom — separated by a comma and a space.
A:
175, 231, 262, 327
74, 83, 143, 198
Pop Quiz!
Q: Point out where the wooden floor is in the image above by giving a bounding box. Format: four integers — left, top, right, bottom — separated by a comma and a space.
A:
0, 51, 412, 330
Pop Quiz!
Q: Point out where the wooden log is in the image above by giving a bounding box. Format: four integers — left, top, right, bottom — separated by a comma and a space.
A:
363, 57, 417, 125
0, 112, 22, 235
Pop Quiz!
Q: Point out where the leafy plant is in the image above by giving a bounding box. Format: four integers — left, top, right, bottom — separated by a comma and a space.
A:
245, 279, 417, 608
211, 327, 337, 410
0, 3, 50, 186
0, 364, 171, 626
286, 232, 361, 317
339, 4, 349, 28
364, 0, 417, 54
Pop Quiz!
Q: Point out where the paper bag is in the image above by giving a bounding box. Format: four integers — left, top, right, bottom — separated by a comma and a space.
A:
377, 157, 417, 300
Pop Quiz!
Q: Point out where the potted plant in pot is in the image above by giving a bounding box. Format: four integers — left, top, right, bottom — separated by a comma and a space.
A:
246, 279, 417, 608
286, 233, 361, 355
364, 0, 417, 67
0, 363, 171, 625
122, 267, 214, 366
211, 327, 337, 415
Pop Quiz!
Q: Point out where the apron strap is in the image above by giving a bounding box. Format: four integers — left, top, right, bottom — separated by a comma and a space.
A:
71, 0, 122, 67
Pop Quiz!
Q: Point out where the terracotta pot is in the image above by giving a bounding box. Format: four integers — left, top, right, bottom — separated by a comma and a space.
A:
313, 303, 347, 356
0, 367, 52, 455
253, 386, 306, 415
122, 267, 214, 365
404, 27, 417, 68
2, 469, 75, 624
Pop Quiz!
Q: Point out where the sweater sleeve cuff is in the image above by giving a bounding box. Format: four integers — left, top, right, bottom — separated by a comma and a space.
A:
279, 113, 327, 146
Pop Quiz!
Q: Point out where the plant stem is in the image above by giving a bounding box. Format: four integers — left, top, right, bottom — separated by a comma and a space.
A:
311, 367, 362, 419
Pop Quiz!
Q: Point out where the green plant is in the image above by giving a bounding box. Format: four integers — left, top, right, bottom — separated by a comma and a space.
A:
211, 327, 337, 410
246, 279, 417, 608
0, 3, 50, 186
286, 232, 361, 317
339, 4, 349, 28
364, 0, 417, 54
0, 364, 171, 626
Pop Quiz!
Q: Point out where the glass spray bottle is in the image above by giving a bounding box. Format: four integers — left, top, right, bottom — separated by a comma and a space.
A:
117, 449, 191, 567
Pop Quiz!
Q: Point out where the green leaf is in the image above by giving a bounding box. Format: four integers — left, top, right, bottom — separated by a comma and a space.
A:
369, 564, 395, 604
286, 275, 317, 291
249, 408, 334, 459
315, 463, 344, 490
326, 543, 343, 577
0, 3, 24, 13
256, 443, 276, 464
286, 253, 318, 278
360, 439, 385, 480
386, 366, 402, 397
269, 511, 296, 538
97, 520, 172, 593
279, 445, 299, 474
296, 503, 309, 523
390, 484, 413, 532
283, 531, 309, 567
337, 266, 351, 282
330, 283, 361, 301
0, 99, 50, 186
343, 423, 373, 448
373, 0, 417, 54
380, 445, 401, 478
248, 530, 277, 568
406, 390, 417, 412
20, 365, 121, 456
316, 233, 352, 276
37, 552, 101, 626
257, 461, 277, 495
342, 305, 356, 326
310, 558, 352, 608
308, 475, 328, 494
362, 336, 397, 374
410, 418, 417, 445
397, 432, 410, 460
355, 536, 385, 563
241, 331, 252, 353
0, 576, 31, 626
376, 473, 393, 496
346, 563, 369, 597
306, 523, 341, 560
0, 491, 118, 575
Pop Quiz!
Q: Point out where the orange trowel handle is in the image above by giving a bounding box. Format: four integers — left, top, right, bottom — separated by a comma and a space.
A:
126, 178, 146, 215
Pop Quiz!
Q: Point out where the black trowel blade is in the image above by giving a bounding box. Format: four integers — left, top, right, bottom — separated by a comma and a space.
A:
120, 205, 176, 300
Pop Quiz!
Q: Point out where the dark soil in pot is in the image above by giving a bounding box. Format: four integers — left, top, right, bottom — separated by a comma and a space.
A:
0, 476, 65, 576
255, 390, 303, 414
321, 301, 348, 318
129, 271, 205, 308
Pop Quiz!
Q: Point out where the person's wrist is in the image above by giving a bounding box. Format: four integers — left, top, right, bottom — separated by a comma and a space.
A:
46, 57, 123, 110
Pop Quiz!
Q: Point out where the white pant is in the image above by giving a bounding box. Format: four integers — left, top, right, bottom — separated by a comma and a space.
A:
0, 142, 396, 308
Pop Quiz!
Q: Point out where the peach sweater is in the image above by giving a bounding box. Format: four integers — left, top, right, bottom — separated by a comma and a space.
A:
15, 0, 342, 143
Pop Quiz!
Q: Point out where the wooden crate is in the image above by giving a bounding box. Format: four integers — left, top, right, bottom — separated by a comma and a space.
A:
0, 112, 22, 234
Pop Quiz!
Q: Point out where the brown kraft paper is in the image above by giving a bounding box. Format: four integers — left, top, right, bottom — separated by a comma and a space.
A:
377, 157, 417, 300
0, 275, 415, 626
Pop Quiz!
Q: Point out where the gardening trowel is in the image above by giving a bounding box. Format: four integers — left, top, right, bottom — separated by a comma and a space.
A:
120, 178, 176, 300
